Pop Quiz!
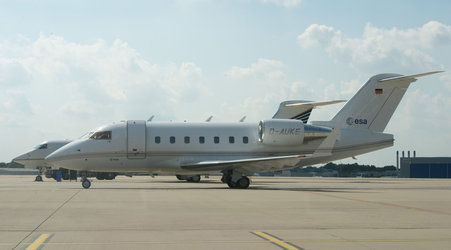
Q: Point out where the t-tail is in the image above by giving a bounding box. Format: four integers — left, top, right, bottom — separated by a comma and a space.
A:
312, 71, 443, 132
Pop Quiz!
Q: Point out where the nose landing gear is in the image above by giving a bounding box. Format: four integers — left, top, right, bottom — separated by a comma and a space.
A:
80, 172, 91, 189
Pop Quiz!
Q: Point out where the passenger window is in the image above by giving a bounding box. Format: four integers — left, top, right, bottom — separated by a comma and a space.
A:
199, 136, 205, 144
214, 136, 220, 144
243, 136, 249, 144
155, 136, 161, 144
90, 131, 112, 140
184, 136, 190, 144
229, 136, 235, 144
170, 136, 176, 144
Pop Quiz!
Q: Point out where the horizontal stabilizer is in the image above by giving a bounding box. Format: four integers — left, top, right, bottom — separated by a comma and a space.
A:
273, 99, 346, 123
285, 100, 346, 107
379, 71, 444, 84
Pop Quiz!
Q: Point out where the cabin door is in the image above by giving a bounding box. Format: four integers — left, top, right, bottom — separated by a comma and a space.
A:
127, 120, 146, 159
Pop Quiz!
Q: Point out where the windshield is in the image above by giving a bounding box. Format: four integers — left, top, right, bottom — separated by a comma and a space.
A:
89, 131, 112, 140
79, 132, 94, 139
34, 143, 48, 150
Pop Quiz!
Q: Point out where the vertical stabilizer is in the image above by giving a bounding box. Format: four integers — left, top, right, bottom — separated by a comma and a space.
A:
314, 71, 442, 132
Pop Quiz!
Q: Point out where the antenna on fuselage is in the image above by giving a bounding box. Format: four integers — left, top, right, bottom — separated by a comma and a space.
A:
147, 115, 155, 122
205, 116, 213, 122
239, 116, 247, 122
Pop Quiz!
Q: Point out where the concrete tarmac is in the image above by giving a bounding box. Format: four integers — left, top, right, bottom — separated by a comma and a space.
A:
1, 175, 451, 249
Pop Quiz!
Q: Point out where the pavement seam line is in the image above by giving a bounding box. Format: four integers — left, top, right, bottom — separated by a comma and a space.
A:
306, 191, 451, 216
12, 189, 81, 250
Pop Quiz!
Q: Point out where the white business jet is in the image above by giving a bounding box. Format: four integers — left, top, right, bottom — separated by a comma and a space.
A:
46, 72, 442, 189
13, 140, 72, 181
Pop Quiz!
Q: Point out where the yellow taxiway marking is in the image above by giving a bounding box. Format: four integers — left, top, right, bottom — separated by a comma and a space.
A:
26, 233, 52, 250
253, 231, 301, 250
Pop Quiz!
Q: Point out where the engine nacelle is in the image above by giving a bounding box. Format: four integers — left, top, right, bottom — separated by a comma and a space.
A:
258, 119, 305, 145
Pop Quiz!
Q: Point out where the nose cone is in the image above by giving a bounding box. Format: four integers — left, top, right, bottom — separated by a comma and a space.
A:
45, 141, 83, 169
45, 147, 71, 162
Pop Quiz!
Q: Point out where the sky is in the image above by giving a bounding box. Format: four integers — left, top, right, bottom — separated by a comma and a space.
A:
1, 0, 451, 167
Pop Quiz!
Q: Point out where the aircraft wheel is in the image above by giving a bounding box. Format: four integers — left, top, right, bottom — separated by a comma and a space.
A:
105, 173, 116, 180
35, 175, 43, 182
189, 175, 201, 183
176, 175, 183, 180
82, 179, 91, 189
227, 180, 238, 188
237, 177, 250, 189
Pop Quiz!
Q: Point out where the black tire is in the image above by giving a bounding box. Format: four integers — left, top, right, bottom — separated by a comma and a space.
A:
105, 173, 116, 180
237, 177, 250, 189
82, 179, 91, 189
227, 180, 238, 188
190, 175, 201, 183
35, 175, 43, 182
176, 175, 183, 180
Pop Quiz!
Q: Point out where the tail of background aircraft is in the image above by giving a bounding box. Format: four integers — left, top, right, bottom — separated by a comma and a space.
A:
312, 71, 442, 132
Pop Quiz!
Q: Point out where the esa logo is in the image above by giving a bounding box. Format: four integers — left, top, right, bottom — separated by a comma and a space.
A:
346, 117, 368, 125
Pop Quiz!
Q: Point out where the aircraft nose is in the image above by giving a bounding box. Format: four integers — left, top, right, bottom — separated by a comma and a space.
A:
45, 143, 79, 163
12, 153, 30, 164
45, 149, 66, 162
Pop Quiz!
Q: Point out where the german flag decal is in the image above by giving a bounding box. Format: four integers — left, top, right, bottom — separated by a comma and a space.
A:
375, 88, 383, 94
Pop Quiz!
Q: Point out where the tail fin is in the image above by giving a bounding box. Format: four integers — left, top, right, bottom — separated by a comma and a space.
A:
312, 71, 443, 132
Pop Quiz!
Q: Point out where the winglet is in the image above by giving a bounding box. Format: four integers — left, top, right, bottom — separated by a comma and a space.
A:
312, 128, 340, 157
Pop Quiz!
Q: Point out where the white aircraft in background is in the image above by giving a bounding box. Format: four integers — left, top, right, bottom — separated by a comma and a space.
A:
13, 140, 71, 181
46, 72, 442, 189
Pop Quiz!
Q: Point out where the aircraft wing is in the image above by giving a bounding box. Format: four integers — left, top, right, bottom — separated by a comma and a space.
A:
181, 128, 340, 174
181, 155, 308, 174
272, 100, 346, 123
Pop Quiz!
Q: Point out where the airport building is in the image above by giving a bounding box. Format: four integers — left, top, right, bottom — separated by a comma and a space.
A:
400, 157, 451, 178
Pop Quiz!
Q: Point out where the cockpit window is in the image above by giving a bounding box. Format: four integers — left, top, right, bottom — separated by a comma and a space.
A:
35, 144, 48, 149
89, 131, 112, 140
79, 132, 94, 139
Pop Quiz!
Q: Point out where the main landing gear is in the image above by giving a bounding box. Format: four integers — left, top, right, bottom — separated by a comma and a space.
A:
176, 175, 201, 183
221, 170, 250, 189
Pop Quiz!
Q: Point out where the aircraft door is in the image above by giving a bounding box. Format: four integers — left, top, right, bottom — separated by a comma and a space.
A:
127, 120, 146, 159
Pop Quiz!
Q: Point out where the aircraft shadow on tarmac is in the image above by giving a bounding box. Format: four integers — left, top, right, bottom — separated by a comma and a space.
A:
75, 179, 368, 193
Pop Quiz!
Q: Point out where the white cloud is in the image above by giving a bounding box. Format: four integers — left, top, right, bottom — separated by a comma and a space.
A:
298, 21, 451, 72
261, 0, 301, 8
0, 34, 214, 160
0, 60, 32, 86
226, 58, 285, 80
